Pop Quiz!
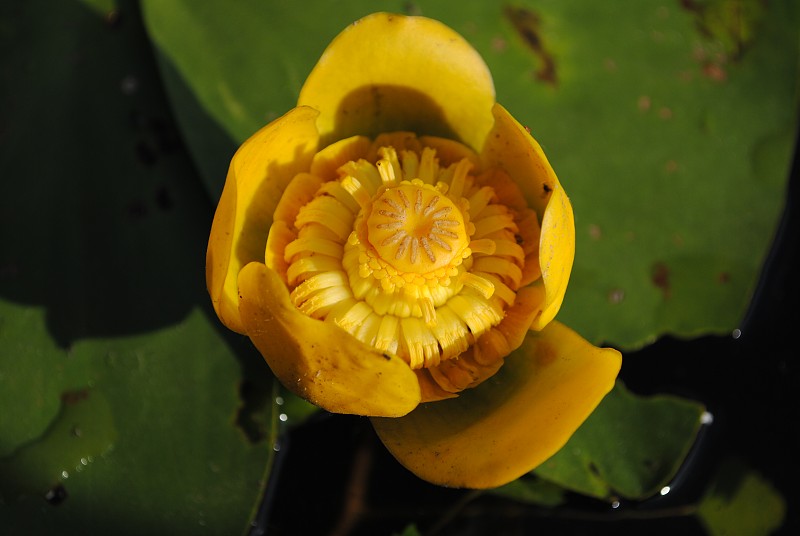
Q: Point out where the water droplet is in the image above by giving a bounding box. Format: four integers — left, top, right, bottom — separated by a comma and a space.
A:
80, 457, 88, 466
660, 486, 671, 496
61, 470, 69, 479
279, 413, 288, 422
701, 411, 714, 425
275, 396, 284, 406
272, 442, 281, 452
611, 500, 621, 509
732, 328, 742, 339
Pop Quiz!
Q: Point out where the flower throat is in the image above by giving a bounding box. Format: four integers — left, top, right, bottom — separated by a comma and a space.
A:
266, 133, 543, 397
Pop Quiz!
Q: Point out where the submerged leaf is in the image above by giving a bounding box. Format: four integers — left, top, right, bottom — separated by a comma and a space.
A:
534, 381, 706, 500
698, 458, 786, 536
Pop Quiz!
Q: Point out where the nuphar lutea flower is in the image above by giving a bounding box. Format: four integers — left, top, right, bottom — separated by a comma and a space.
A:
207, 12, 621, 488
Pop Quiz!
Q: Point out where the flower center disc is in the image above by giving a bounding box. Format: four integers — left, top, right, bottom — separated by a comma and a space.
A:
367, 183, 467, 274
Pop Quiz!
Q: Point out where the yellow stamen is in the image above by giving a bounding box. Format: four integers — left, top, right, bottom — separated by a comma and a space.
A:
284, 236, 343, 262
378, 146, 403, 183
298, 285, 351, 318
418, 147, 437, 184
472, 256, 523, 288
468, 238, 497, 255
286, 255, 342, 286
400, 150, 419, 180
317, 181, 361, 214
447, 293, 503, 337
341, 176, 373, 209
461, 272, 495, 299
468, 186, 496, 218
294, 196, 353, 241
376, 159, 397, 185
473, 212, 518, 239
375, 314, 400, 354
446, 158, 472, 200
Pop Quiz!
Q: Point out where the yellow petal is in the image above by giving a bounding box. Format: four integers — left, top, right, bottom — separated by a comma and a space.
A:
534, 181, 575, 330
237, 262, 421, 417
480, 104, 575, 330
206, 106, 320, 333
298, 12, 495, 151
371, 321, 621, 488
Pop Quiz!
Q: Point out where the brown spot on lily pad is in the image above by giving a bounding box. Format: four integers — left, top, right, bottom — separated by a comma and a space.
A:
491, 36, 507, 52
61, 389, 90, 406
651, 262, 671, 298
703, 61, 727, 81
504, 6, 558, 86
665, 160, 679, 174
680, 0, 764, 61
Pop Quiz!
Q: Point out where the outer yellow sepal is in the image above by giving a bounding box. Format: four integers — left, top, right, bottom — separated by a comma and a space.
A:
298, 12, 495, 151
481, 104, 575, 330
535, 182, 575, 330
371, 321, 621, 488
237, 262, 422, 417
206, 106, 320, 333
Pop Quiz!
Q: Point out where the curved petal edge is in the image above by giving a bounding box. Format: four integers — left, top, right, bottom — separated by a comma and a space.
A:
299, 12, 495, 151
371, 321, 621, 488
480, 104, 575, 330
206, 106, 320, 333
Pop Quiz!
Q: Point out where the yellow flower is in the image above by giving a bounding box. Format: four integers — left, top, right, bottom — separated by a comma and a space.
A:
207, 12, 621, 489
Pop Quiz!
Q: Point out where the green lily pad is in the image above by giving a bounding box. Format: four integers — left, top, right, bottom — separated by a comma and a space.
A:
0, 0, 276, 533
534, 381, 706, 500
697, 458, 786, 536
141, 0, 798, 349
0, 387, 117, 500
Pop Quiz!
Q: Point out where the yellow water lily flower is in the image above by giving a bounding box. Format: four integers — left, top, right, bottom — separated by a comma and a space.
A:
207, 12, 621, 489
